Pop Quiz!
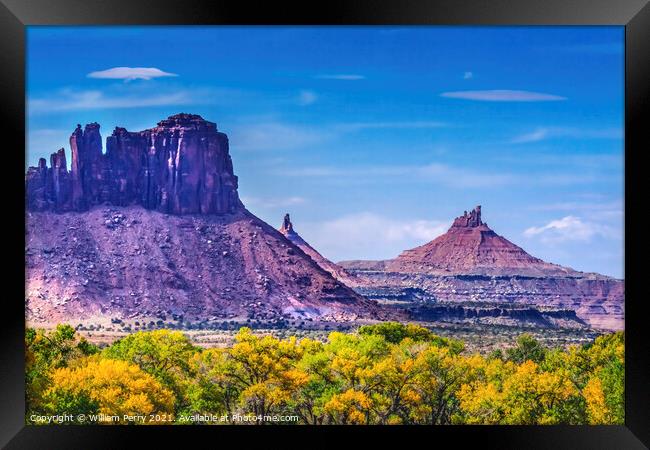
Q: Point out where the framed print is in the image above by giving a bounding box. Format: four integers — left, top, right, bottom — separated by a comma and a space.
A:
1, 0, 648, 448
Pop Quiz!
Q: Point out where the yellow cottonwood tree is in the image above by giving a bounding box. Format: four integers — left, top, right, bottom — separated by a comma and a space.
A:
43, 357, 174, 424
227, 328, 307, 418
324, 389, 372, 424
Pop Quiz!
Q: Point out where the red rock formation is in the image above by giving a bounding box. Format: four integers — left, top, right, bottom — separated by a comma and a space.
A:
26, 114, 244, 215
451, 205, 482, 228
387, 205, 569, 276
49, 149, 70, 212
342, 206, 624, 331
25, 158, 49, 210
280, 213, 294, 234
25, 115, 387, 327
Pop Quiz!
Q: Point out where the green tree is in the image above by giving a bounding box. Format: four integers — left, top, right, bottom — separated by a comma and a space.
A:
358, 322, 464, 353
505, 334, 546, 364
183, 348, 240, 418
103, 329, 197, 412
25, 324, 98, 416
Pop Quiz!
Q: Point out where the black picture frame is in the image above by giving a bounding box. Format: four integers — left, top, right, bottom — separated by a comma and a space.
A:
1, 0, 648, 448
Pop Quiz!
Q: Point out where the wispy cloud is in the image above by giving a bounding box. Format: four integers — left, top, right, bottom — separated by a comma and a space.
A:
417, 163, 517, 187
297, 90, 318, 106
336, 121, 448, 132
528, 200, 623, 222
30, 88, 193, 112
463, 71, 473, 80
441, 90, 566, 102
315, 74, 365, 80
512, 128, 549, 143
301, 212, 448, 261
275, 162, 606, 188
87, 67, 178, 81
28, 86, 241, 113
275, 163, 516, 188
228, 122, 329, 151
523, 216, 619, 244
493, 152, 622, 172
227, 119, 447, 151
241, 196, 307, 208
511, 127, 622, 144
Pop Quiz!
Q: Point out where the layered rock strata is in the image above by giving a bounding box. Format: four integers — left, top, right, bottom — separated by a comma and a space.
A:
26, 114, 243, 215
25, 115, 384, 326
339, 206, 624, 331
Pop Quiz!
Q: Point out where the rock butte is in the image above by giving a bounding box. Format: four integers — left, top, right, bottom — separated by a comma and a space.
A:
25, 114, 384, 326
26, 113, 242, 215
388, 205, 574, 276
339, 206, 624, 331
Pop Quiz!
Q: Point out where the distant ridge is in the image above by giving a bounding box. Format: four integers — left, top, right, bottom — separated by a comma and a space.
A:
339, 205, 624, 331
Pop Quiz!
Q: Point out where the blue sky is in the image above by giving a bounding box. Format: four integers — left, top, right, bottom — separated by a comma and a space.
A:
26, 26, 624, 278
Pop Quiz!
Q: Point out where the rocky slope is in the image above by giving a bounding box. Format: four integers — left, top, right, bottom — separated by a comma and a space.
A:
340, 206, 624, 331
25, 114, 383, 327
387, 205, 572, 277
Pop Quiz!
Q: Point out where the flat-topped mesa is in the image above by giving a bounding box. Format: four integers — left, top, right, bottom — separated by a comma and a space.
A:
25, 114, 243, 215
153, 113, 217, 132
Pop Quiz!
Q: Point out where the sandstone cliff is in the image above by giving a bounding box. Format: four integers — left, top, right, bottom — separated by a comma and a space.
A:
26, 114, 243, 215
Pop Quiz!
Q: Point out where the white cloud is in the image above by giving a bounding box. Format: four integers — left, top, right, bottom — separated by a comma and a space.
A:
315, 74, 365, 80
227, 119, 447, 152
511, 127, 622, 144
523, 216, 618, 243
297, 90, 318, 105
463, 71, 473, 80
87, 67, 178, 81
301, 212, 448, 261
417, 163, 517, 187
440, 90, 566, 102
529, 200, 622, 213
275, 161, 610, 188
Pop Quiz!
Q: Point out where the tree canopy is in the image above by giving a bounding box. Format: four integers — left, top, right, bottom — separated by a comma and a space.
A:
25, 323, 624, 425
